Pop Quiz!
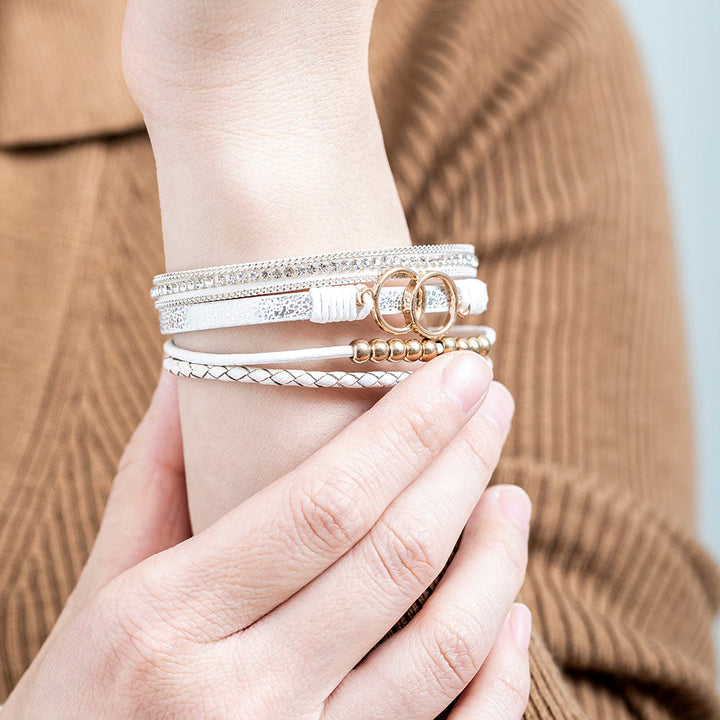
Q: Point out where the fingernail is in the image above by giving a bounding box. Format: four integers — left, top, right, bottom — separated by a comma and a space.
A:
509, 603, 532, 653
496, 485, 532, 537
479, 382, 514, 438
441, 352, 493, 413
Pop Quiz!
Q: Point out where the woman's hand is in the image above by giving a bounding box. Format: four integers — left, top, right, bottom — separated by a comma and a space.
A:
4, 354, 531, 719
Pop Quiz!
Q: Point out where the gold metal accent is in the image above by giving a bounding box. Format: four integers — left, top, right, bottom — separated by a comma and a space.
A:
388, 339, 407, 362
421, 339, 439, 362
351, 339, 372, 364
477, 335, 492, 356
370, 339, 390, 362
349, 333, 492, 364
405, 272, 460, 339
457, 301, 471, 319
405, 339, 423, 362
369, 268, 416, 335
365, 268, 461, 338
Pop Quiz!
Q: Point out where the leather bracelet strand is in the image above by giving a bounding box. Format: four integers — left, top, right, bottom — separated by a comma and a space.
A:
163, 326, 495, 368
158, 278, 488, 335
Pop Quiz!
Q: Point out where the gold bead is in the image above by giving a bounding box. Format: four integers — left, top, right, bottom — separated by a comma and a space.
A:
388, 338, 407, 362
456, 337, 470, 351
467, 337, 481, 354
421, 338, 439, 361
442, 337, 459, 353
351, 339, 372, 364
477, 335, 492, 356
370, 339, 390, 362
405, 339, 423, 362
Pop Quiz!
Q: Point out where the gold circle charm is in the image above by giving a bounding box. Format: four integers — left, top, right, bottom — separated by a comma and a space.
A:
370, 268, 416, 335
366, 268, 461, 338
406, 272, 460, 339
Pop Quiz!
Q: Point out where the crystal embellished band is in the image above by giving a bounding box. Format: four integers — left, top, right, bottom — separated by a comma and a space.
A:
158, 278, 488, 335
151, 244, 478, 307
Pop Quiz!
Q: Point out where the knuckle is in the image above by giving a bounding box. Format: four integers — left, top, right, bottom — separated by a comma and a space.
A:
485, 529, 528, 588
456, 420, 503, 475
493, 657, 531, 714
368, 513, 441, 591
373, 399, 449, 469
286, 475, 368, 558
420, 610, 487, 694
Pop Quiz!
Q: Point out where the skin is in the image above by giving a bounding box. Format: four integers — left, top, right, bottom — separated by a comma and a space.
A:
5, 359, 530, 718
5, 1, 532, 716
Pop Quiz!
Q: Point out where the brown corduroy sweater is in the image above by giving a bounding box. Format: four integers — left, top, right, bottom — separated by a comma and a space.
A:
0, 0, 718, 717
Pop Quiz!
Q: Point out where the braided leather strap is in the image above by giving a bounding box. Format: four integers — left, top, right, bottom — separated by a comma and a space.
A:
163, 357, 411, 389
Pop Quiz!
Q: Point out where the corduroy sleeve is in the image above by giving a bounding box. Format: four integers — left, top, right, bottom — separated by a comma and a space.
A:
0, 0, 717, 716
368, 0, 720, 717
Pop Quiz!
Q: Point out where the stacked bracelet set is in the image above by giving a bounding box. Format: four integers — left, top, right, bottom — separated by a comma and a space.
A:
153, 244, 496, 389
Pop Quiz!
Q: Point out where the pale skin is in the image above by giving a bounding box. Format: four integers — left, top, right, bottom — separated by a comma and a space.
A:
4, 1, 532, 717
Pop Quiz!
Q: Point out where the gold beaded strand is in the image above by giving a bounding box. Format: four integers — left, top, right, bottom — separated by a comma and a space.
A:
350, 334, 492, 364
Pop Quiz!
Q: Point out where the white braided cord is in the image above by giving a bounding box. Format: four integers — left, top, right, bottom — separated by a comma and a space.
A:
163, 357, 411, 389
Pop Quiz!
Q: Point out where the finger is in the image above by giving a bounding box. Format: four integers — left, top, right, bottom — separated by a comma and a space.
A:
447, 604, 531, 720
247, 382, 515, 699
72, 372, 191, 609
321, 484, 530, 719
149, 351, 493, 639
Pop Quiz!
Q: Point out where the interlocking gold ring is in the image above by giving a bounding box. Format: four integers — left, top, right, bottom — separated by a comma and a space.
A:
407, 271, 460, 339
369, 267, 417, 334
366, 268, 460, 339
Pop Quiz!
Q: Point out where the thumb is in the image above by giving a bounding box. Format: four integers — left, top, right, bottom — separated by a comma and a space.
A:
71, 371, 191, 609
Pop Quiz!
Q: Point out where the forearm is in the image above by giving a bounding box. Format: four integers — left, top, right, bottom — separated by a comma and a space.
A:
125, 4, 412, 529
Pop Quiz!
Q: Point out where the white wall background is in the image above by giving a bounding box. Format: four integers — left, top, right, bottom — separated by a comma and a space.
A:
616, 0, 719, 658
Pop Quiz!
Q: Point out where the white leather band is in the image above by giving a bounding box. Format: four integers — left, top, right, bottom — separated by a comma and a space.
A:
158, 279, 488, 335
163, 325, 496, 367
163, 357, 413, 388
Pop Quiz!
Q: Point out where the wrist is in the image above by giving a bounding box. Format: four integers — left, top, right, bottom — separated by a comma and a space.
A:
150, 93, 410, 271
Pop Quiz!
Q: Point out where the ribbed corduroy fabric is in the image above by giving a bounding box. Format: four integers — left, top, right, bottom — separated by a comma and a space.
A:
0, 0, 718, 718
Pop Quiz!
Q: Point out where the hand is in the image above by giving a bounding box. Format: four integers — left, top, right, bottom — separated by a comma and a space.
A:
4, 354, 531, 719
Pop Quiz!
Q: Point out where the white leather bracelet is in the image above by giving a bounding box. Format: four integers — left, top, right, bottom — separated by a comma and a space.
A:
162, 339, 495, 389
163, 325, 495, 367
152, 244, 478, 306
163, 357, 413, 389
158, 278, 488, 335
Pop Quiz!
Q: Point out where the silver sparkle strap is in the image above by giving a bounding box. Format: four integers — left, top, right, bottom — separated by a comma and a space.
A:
158, 278, 488, 335
152, 244, 478, 307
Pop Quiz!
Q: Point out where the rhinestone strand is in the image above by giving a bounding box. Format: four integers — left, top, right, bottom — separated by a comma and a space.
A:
151, 245, 478, 304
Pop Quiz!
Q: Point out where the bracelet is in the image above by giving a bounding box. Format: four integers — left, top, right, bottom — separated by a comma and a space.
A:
154, 245, 498, 391
163, 358, 413, 389
158, 278, 488, 335
163, 326, 495, 368
151, 244, 478, 306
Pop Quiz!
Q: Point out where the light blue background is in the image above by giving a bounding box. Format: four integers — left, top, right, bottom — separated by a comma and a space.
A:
618, 0, 719, 657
